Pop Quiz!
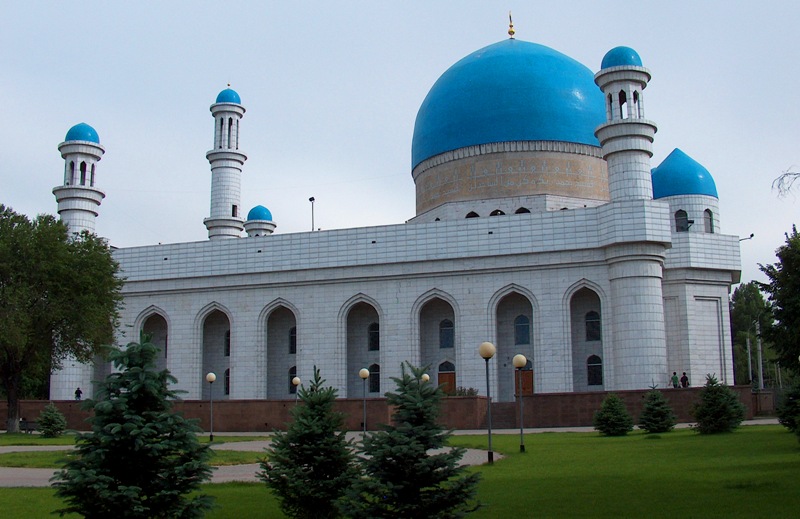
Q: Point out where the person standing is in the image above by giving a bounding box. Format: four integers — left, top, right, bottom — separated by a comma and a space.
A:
74, 387, 82, 400
671, 372, 679, 388
680, 372, 689, 388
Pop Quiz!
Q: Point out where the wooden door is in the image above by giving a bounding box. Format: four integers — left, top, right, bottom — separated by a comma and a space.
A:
439, 372, 456, 395
515, 370, 534, 395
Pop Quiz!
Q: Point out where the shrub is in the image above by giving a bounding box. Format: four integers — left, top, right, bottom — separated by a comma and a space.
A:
777, 384, 800, 433
593, 393, 633, 436
37, 403, 67, 438
453, 386, 479, 396
639, 389, 677, 433
259, 366, 357, 519
692, 374, 746, 434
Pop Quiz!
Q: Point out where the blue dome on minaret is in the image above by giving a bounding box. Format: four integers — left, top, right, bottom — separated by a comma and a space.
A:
247, 205, 272, 221
600, 46, 643, 69
65, 123, 100, 144
216, 87, 241, 104
411, 39, 606, 169
652, 148, 718, 199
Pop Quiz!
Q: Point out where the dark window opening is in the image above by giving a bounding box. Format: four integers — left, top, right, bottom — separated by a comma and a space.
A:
515, 207, 531, 214
439, 361, 455, 373
489, 209, 505, 216
368, 364, 380, 393
675, 210, 689, 232
368, 322, 380, 351
224, 330, 231, 356
289, 326, 297, 354
232, 205, 238, 217
224, 368, 230, 395
587, 355, 602, 386
704, 209, 714, 233
439, 319, 454, 349
585, 311, 601, 341
80, 162, 87, 185
465, 211, 479, 218
289, 366, 297, 394
514, 315, 530, 345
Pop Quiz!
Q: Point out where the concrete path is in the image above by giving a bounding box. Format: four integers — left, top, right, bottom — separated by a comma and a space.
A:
0, 419, 778, 487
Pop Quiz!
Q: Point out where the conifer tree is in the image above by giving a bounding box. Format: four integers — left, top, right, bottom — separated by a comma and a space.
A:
52, 335, 214, 518
776, 383, 800, 433
37, 402, 67, 438
593, 393, 634, 436
340, 362, 481, 519
692, 374, 746, 434
259, 366, 357, 519
638, 389, 676, 433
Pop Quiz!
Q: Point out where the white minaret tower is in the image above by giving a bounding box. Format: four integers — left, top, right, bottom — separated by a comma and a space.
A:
50, 123, 105, 400
594, 47, 657, 201
595, 47, 668, 390
204, 86, 247, 239
52, 123, 105, 237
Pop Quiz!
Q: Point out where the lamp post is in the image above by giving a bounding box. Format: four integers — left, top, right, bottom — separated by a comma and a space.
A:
513, 354, 527, 453
478, 341, 496, 464
309, 197, 315, 231
421, 373, 430, 383
292, 376, 301, 405
205, 372, 216, 442
359, 368, 370, 434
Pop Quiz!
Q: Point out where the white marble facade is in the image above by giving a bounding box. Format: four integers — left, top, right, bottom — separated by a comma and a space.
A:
49, 38, 740, 403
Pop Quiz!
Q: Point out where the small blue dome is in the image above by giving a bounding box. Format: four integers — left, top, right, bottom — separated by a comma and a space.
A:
652, 148, 718, 199
412, 39, 606, 169
64, 123, 100, 144
216, 88, 241, 104
601, 46, 643, 69
247, 205, 273, 221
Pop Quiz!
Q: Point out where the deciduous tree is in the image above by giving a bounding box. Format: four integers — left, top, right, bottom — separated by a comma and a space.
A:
0, 205, 123, 431
729, 281, 773, 385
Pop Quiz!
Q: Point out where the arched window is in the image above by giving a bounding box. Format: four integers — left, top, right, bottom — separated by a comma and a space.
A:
704, 209, 714, 233
67, 161, 75, 185
227, 117, 233, 148
515, 207, 531, 214
633, 90, 642, 117
224, 330, 231, 356
607, 93, 614, 119
585, 311, 601, 341
368, 322, 380, 351
224, 368, 231, 395
675, 210, 689, 232
368, 363, 380, 393
79, 162, 87, 185
218, 118, 223, 149
514, 315, 530, 345
587, 355, 602, 386
439, 361, 455, 373
288, 366, 297, 394
489, 209, 505, 216
465, 211, 479, 218
439, 319, 454, 349
90, 164, 96, 187
618, 90, 628, 119
289, 326, 297, 354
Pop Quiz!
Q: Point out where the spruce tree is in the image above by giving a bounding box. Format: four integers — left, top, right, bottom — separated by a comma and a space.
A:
258, 366, 357, 519
52, 335, 214, 518
638, 389, 677, 433
37, 402, 67, 438
777, 383, 800, 432
692, 374, 746, 434
340, 362, 481, 519
593, 393, 634, 436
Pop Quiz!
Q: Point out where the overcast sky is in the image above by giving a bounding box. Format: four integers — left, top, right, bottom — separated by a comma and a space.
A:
1, 1, 797, 285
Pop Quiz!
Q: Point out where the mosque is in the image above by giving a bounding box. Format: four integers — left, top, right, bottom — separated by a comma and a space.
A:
48, 27, 741, 404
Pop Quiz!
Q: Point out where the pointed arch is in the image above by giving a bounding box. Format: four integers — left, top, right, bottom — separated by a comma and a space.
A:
196, 302, 233, 400
340, 293, 384, 399
259, 298, 300, 399
489, 284, 537, 401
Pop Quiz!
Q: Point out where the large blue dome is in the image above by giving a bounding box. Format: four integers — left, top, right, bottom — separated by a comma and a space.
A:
247, 205, 273, 221
652, 148, 718, 199
216, 88, 241, 104
64, 122, 100, 144
411, 39, 606, 169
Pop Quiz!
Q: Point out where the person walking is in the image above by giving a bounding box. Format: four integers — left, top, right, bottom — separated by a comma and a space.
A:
74, 387, 82, 400
671, 372, 679, 388
680, 372, 689, 388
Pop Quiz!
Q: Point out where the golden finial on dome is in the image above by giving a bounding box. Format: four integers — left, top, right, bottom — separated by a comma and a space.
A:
508, 12, 515, 39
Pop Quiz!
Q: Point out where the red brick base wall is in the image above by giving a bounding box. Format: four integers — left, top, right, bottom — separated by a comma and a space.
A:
1, 386, 759, 432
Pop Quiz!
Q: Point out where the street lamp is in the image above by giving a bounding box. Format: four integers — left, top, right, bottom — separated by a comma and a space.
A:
513, 354, 527, 453
478, 341, 496, 464
205, 372, 216, 442
309, 197, 315, 231
421, 373, 430, 383
292, 376, 301, 405
359, 368, 370, 434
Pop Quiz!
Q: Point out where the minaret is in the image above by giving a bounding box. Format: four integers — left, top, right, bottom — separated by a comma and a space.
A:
594, 46, 657, 201
595, 47, 667, 390
50, 123, 105, 400
52, 123, 105, 237
204, 86, 247, 239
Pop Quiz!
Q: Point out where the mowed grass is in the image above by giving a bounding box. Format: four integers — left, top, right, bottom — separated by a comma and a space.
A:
0, 426, 798, 518
0, 449, 264, 468
0, 433, 269, 446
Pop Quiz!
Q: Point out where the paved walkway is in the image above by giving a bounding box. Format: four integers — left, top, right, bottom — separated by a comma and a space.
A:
0, 419, 778, 487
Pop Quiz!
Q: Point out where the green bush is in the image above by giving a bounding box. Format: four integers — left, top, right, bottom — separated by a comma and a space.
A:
776, 384, 800, 433
37, 403, 67, 438
593, 393, 633, 436
639, 389, 677, 433
692, 374, 746, 434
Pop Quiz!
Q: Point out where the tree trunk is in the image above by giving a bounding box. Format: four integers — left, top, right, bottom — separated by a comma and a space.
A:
5, 377, 20, 433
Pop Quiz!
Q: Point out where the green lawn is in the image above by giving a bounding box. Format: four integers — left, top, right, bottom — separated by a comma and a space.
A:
0, 449, 264, 468
0, 433, 269, 446
0, 426, 797, 518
